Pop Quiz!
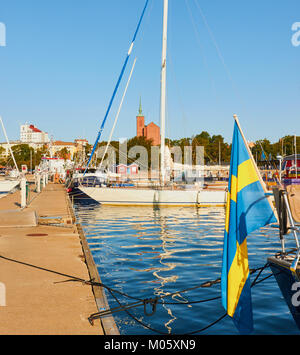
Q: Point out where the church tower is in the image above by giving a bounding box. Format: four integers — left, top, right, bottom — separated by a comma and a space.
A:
135, 98, 161, 145
136, 97, 145, 137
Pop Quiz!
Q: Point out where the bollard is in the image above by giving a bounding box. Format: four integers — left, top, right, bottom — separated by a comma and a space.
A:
26, 181, 30, 202
37, 173, 41, 193
42, 173, 46, 188
20, 177, 27, 208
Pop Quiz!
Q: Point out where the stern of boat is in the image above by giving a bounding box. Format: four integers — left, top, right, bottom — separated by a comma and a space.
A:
268, 186, 300, 330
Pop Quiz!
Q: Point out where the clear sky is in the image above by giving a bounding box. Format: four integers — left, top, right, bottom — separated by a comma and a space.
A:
0, 0, 299, 145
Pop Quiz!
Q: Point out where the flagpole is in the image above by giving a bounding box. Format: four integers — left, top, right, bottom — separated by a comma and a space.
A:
233, 115, 267, 191
233, 114, 277, 217
295, 135, 297, 179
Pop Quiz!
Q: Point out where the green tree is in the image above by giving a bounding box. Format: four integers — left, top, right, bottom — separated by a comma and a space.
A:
8, 144, 34, 169
58, 147, 70, 160
127, 136, 153, 168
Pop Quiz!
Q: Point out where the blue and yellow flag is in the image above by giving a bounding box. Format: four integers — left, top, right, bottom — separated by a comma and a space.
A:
221, 118, 277, 334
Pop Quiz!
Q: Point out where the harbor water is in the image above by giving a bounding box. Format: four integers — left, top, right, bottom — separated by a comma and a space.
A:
74, 200, 300, 335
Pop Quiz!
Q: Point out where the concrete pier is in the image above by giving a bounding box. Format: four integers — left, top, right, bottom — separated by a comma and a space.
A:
0, 181, 118, 335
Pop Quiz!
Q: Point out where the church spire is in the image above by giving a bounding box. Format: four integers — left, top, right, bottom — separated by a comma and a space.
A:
138, 97, 143, 116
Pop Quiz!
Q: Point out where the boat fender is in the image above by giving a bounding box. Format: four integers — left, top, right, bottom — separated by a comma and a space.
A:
278, 190, 289, 236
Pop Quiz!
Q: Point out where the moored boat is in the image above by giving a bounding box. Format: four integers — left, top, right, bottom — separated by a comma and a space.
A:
268, 184, 300, 330
75, 0, 227, 207
77, 184, 226, 207
0, 177, 20, 195
282, 154, 300, 187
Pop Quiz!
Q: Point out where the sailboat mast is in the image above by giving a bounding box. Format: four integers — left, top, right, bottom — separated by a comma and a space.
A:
160, 0, 168, 184
0, 117, 19, 176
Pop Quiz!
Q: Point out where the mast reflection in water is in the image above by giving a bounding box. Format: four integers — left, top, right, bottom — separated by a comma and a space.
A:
74, 201, 300, 335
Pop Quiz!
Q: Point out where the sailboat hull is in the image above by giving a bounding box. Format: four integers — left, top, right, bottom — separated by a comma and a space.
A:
268, 256, 300, 330
0, 180, 20, 193
77, 186, 227, 207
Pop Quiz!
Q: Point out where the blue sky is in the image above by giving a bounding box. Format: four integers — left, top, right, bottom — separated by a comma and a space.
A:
0, 0, 299, 145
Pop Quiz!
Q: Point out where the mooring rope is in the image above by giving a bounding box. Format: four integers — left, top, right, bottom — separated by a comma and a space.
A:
0, 253, 276, 334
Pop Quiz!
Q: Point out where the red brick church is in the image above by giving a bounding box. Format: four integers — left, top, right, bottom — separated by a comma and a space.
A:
136, 99, 160, 146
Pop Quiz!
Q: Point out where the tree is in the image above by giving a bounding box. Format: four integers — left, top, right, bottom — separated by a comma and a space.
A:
7, 144, 34, 169
127, 136, 153, 168
58, 147, 70, 160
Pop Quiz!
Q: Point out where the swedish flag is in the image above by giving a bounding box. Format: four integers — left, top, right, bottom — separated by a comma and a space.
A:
221, 117, 277, 334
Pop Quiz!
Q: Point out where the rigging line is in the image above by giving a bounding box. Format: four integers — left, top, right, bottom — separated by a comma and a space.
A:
107, 264, 274, 335
104, 285, 224, 335
184, 0, 220, 107
192, 136, 218, 164
83, 0, 150, 176
90, 263, 270, 318
166, 0, 194, 143
257, 140, 281, 185
193, 0, 246, 110
0, 249, 272, 308
96, 1, 156, 168
0, 117, 20, 176
0, 254, 143, 302
98, 58, 137, 170
82, 0, 155, 178
0, 250, 274, 335
88, 262, 273, 328
107, 287, 169, 335
184, 312, 228, 335
251, 272, 275, 287
167, 39, 188, 141
250, 262, 269, 287
114, 290, 223, 335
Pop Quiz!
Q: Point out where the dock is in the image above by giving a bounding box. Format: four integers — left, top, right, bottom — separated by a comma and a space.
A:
0, 178, 119, 335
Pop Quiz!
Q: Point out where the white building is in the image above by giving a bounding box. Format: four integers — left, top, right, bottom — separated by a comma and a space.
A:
20, 124, 50, 144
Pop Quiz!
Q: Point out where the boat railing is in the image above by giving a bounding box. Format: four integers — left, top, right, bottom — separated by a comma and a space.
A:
273, 186, 300, 273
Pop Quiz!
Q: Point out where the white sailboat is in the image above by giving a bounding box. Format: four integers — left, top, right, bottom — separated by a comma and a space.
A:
77, 0, 227, 207
0, 116, 20, 195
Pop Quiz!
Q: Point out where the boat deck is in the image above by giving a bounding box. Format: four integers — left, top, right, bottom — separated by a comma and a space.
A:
268, 253, 300, 272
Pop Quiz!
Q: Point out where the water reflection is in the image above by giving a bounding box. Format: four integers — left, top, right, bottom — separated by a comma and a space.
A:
75, 203, 300, 335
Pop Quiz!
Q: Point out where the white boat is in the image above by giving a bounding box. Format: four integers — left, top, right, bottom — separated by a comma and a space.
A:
0, 178, 20, 193
0, 117, 21, 196
78, 185, 226, 207
76, 0, 227, 207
